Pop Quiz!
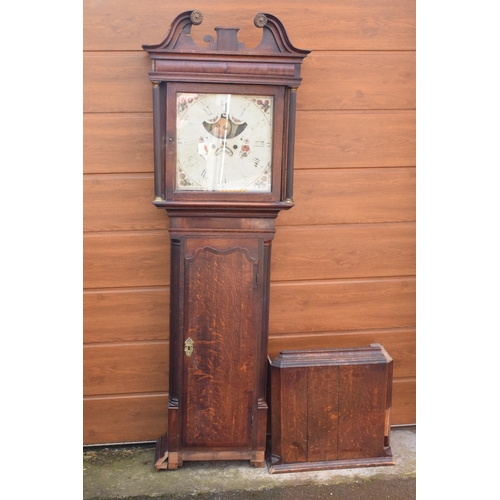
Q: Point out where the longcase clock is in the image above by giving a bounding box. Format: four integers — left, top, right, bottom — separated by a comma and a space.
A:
143, 10, 309, 470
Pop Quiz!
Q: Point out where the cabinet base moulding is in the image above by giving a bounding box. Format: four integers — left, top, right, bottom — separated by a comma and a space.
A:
266, 448, 395, 474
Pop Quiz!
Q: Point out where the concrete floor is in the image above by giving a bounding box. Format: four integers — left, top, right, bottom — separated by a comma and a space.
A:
83, 427, 415, 500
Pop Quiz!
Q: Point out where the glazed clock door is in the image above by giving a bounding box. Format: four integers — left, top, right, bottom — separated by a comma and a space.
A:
181, 238, 262, 448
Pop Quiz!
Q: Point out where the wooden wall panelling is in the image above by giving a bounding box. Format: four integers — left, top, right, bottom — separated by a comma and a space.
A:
83, 0, 416, 51
83, 225, 414, 288
83, 53, 152, 113
83, 288, 169, 344
84, 394, 169, 445
84, 113, 153, 174
391, 379, 416, 425
84, 343, 169, 396
269, 279, 415, 334
83, 52, 415, 113
299, 52, 415, 110
83, 231, 170, 289
84, 110, 415, 173
84, 174, 168, 232
84, 167, 415, 230
294, 111, 415, 169
278, 167, 416, 226
271, 223, 415, 281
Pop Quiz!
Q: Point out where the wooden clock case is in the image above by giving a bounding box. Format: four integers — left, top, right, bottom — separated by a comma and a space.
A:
142, 11, 309, 470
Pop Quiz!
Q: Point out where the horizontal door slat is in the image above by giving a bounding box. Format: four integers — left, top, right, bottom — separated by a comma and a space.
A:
269, 279, 415, 333
84, 394, 168, 445
84, 111, 415, 174
295, 111, 415, 169
84, 168, 415, 230
84, 1, 415, 52
83, 52, 415, 113
272, 224, 415, 281
84, 289, 169, 343
298, 52, 415, 110
82, 378, 415, 444
280, 167, 416, 225
84, 113, 153, 174
84, 343, 169, 396
84, 53, 151, 113
84, 232, 170, 289
84, 226, 414, 287
84, 174, 168, 232
83, 279, 415, 338
392, 378, 416, 425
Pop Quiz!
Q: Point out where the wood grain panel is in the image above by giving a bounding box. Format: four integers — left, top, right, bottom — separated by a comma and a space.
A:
84, 168, 415, 229
84, 288, 169, 343
84, 174, 168, 232
391, 378, 415, 425
306, 365, 339, 462
84, 53, 151, 113
83, 231, 170, 289
272, 223, 415, 281
268, 328, 416, 378
280, 368, 308, 463
295, 111, 415, 169
84, 394, 168, 445
84, 343, 169, 396
299, 51, 415, 110
83, 53, 415, 113
84, 113, 153, 174
83, 0, 415, 51
338, 363, 387, 459
269, 278, 415, 334
281, 167, 415, 225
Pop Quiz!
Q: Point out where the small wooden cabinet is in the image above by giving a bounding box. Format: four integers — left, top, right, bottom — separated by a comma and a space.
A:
267, 344, 395, 473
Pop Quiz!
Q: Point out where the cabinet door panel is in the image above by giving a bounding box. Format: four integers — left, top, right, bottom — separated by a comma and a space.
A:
338, 363, 387, 459
181, 242, 260, 448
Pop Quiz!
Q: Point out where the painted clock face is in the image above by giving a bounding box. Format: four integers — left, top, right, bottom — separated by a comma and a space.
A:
175, 93, 273, 192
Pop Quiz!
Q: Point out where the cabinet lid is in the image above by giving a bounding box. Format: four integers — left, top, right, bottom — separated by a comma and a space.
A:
270, 344, 393, 368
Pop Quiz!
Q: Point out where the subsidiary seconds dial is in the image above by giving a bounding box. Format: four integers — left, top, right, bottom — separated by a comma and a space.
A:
175, 92, 274, 192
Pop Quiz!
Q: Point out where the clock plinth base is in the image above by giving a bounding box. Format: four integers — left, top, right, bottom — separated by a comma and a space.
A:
154, 433, 266, 471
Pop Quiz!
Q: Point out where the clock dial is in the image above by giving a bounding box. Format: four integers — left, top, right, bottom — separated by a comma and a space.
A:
175, 93, 273, 192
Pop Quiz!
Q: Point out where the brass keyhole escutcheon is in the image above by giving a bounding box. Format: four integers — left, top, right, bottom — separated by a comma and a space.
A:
184, 337, 194, 357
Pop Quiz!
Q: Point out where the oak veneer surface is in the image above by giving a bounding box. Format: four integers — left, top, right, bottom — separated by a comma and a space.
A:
83, 0, 416, 444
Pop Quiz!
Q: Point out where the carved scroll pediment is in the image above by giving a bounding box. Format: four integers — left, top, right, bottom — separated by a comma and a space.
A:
142, 10, 310, 57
